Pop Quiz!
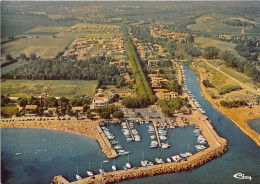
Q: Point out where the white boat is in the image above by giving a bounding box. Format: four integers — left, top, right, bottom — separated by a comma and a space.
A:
99, 169, 105, 174
112, 165, 117, 171
159, 135, 167, 140
103, 160, 109, 163
126, 163, 132, 169
147, 161, 154, 166
195, 145, 206, 151
110, 140, 118, 145
114, 145, 123, 149
155, 157, 164, 164
126, 155, 132, 169
76, 174, 82, 180
141, 160, 148, 167
171, 155, 182, 162
150, 135, 156, 139
167, 157, 172, 163
161, 143, 171, 149
87, 170, 93, 176
112, 158, 117, 171
119, 151, 130, 156
127, 138, 133, 142
76, 165, 82, 180
15, 152, 23, 156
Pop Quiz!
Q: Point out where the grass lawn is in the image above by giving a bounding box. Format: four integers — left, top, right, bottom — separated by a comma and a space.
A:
1, 80, 98, 99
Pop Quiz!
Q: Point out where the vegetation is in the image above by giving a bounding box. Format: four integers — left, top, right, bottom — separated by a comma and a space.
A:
224, 19, 255, 27
220, 100, 247, 108
162, 80, 182, 94
234, 39, 259, 62
2, 57, 131, 87
165, 40, 202, 59
219, 50, 260, 82
202, 79, 214, 88
219, 85, 242, 95
112, 111, 124, 119
1, 80, 98, 99
122, 26, 156, 104
203, 46, 220, 59
157, 97, 191, 116
121, 95, 156, 108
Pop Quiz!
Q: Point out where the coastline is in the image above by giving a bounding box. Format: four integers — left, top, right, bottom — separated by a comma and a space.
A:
191, 62, 260, 147
1, 119, 118, 158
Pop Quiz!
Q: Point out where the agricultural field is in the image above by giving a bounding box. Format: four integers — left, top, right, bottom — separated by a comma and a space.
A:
1, 80, 98, 99
24, 26, 67, 35
194, 37, 244, 60
187, 13, 258, 34
1, 35, 73, 59
1, 14, 80, 42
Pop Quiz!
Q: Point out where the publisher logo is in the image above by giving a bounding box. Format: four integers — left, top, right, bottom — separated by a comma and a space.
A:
233, 173, 252, 180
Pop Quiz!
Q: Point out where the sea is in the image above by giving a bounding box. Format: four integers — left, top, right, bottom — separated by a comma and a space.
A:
1, 64, 260, 184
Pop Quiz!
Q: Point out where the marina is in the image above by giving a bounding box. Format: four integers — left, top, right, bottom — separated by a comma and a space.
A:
3, 64, 260, 184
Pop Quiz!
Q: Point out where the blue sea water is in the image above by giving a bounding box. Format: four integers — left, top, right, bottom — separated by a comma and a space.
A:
1, 65, 260, 184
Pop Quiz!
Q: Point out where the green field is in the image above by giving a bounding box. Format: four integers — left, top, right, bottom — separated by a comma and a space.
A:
187, 13, 257, 34
1, 80, 98, 99
220, 65, 253, 84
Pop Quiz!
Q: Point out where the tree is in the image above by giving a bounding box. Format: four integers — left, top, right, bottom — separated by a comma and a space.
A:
87, 113, 95, 120
100, 111, 110, 119
19, 53, 27, 60
18, 98, 28, 107
108, 104, 118, 114
203, 46, 220, 59
45, 97, 58, 107
186, 35, 194, 43
1, 97, 11, 107
6, 54, 13, 61
30, 53, 37, 60
113, 111, 124, 119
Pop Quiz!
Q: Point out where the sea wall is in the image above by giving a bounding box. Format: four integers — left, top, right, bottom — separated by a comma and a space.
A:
52, 141, 227, 184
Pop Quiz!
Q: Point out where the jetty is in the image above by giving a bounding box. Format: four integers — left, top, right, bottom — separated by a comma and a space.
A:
153, 122, 161, 147
95, 126, 118, 158
126, 120, 135, 141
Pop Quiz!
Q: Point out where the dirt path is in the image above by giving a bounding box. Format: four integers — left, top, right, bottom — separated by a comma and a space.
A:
203, 59, 260, 95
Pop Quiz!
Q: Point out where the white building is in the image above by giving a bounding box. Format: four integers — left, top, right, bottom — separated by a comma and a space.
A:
91, 97, 109, 109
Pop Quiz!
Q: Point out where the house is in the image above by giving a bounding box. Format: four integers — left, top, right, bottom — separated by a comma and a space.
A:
155, 91, 178, 99
91, 97, 109, 109
24, 105, 38, 116
151, 82, 161, 88
148, 60, 159, 67
109, 59, 126, 67
44, 108, 57, 116
9, 97, 20, 102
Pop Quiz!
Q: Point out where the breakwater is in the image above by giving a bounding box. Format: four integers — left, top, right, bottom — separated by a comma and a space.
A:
52, 116, 227, 184
52, 141, 227, 184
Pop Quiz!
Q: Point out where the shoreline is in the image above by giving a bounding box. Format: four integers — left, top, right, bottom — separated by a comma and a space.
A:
191, 62, 260, 147
1, 119, 118, 158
